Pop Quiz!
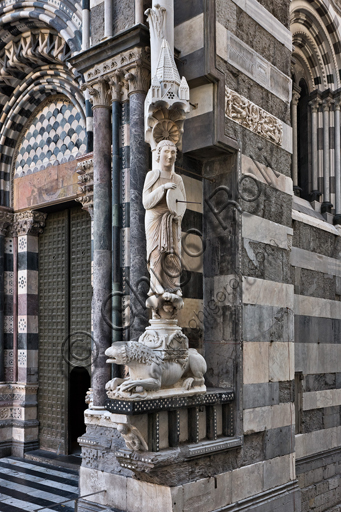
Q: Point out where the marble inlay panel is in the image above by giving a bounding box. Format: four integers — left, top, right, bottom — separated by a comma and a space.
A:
14, 98, 86, 178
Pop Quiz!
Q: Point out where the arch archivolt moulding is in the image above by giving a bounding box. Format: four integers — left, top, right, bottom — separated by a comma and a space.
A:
292, 27, 328, 89
291, 0, 341, 88
292, 51, 316, 92
0, 0, 82, 51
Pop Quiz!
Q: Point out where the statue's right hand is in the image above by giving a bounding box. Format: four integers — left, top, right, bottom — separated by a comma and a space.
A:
164, 183, 177, 190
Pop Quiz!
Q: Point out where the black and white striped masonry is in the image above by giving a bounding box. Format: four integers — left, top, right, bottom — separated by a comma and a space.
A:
0, 456, 79, 512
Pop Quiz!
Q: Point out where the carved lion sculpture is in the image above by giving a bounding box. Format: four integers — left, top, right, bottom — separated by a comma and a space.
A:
105, 341, 207, 398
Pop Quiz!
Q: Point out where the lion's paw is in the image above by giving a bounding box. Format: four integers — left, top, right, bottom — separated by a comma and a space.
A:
183, 377, 194, 390
105, 378, 122, 391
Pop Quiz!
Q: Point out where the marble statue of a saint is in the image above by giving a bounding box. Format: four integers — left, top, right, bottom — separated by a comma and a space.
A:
143, 140, 186, 298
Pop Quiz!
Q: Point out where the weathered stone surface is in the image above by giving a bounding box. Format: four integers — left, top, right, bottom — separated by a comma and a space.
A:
90, 4, 104, 46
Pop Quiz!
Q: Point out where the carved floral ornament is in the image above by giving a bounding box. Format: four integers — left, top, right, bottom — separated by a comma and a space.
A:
225, 86, 283, 146
84, 47, 150, 97
76, 158, 94, 216
13, 211, 47, 237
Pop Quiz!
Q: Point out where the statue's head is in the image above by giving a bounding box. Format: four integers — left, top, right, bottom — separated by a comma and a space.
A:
156, 140, 177, 170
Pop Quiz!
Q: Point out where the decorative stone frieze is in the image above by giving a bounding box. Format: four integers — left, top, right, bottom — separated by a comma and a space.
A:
84, 47, 150, 85
225, 86, 283, 146
13, 211, 46, 237
76, 158, 94, 217
0, 210, 13, 236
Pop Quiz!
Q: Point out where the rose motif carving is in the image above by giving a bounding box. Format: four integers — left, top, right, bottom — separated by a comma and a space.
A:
153, 120, 180, 145
139, 330, 162, 348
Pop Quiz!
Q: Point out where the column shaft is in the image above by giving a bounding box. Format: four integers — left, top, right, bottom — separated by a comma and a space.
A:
335, 107, 341, 215
135, 0, 144, 24
323, 101, 331, 210
82, 0, 90, 51
0, 234, 4, 381
129, 92, 149, 340
112, 100, 122, 379
311, 106, 319, 193
13, 236, 18, 382
92, 105, 112, 406
104, 0, 113, 38
292, 95, 299, 188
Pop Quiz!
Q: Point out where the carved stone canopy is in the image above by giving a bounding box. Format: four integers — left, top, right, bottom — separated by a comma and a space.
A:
14, 211, 47, 237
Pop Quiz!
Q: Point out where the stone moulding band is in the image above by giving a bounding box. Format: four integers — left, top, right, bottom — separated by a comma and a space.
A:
225, 86, 283, 147
105, 389, 235, 415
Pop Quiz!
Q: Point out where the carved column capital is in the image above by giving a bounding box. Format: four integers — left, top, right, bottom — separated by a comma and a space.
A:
76, 158, 94, 218
125, 61, 150, 96
0, 210, 13, 236
309, 97, 322, 113
292, 89, 300, 106
322, 97, 333, 111
334, 94, 341, 111
108, 71, 124, 102
13, 211, 47, 237
82, 78, 111, 109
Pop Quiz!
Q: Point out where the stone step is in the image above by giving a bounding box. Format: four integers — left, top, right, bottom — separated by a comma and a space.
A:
24, 448, 81, 471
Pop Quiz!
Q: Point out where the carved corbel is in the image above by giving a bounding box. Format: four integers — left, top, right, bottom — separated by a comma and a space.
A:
145, 4, 166, 40
13, 211, 46, 237
81, 78, 111, 109
0, 210, 13, 236
76, 158, 94, 218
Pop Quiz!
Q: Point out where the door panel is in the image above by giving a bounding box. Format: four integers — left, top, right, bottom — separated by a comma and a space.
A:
38, 210, 69, 453
38, 207, 91, 454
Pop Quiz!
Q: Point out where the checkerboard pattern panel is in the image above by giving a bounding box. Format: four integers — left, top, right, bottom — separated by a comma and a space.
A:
14, 99, 87, 178
17, 235, 39, 383
4, 236, 13, 382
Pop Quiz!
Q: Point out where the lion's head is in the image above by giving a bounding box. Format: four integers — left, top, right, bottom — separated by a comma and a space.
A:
105, 342, 127, 365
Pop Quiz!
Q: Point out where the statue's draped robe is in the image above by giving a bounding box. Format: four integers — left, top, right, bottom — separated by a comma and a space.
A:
142, 169, 186, 295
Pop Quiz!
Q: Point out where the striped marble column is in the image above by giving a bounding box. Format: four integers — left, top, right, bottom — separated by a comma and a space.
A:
322, 96, 333, 214
0, 209, 13, 382
14, 211, 46, 383
4, 235, 14, 382
309, 96, 322, 201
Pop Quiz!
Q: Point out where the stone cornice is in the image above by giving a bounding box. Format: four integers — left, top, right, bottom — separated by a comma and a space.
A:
68, 25, 150, 77
13, 211, 47, 237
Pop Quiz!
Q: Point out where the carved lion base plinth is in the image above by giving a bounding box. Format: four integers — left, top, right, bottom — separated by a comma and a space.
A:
105, 319, 207, 400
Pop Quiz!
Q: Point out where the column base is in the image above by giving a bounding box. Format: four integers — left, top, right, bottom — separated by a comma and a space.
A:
321, 201, 333, 214
334, 213, 341, 225
310, 190, 321, 202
